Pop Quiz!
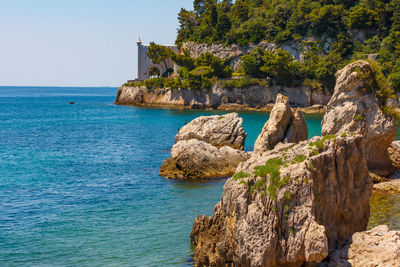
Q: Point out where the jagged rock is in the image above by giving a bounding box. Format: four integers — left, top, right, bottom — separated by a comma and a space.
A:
373, 178, 400, 194
285, 109, 309, 143
159, 139, 250, 179
388, 141, 400, 169
191, 134, 372, 266
321, 60, 397, 176
175, 113, 246, 150
254, 94, 308, 152
373, 169, 400, 193
369, 172, 389, 184
322, 225, 400, 267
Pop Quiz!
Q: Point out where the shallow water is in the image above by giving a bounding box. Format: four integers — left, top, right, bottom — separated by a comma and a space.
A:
0, 86, 398, 266
369, 191, 400, 230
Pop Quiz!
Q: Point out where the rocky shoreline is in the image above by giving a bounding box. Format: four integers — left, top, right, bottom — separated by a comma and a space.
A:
169, 60, 400, 266
114, 84, 330, 114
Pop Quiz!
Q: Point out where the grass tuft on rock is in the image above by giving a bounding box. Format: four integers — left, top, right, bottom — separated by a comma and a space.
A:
253, 158, 291, 201
309, 134, 336, 150
291, 155, 307, 164
233, 171, 250, 181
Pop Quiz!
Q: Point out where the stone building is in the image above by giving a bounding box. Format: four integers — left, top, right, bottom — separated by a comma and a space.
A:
136, 38, 179, 81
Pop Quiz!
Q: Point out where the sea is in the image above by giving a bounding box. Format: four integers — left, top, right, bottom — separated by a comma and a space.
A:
0, 86, 399, 266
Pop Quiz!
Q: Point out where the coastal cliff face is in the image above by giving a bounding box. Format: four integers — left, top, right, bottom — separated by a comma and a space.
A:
115, 84, 331, 110
190, 135, 372, 266
321, 60, 398, 176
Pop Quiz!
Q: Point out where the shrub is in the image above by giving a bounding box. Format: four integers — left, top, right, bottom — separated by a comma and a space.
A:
222, 77, 266, 89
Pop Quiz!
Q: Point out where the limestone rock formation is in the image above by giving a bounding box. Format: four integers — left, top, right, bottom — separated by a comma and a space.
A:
321, 60, 397, 176
114, 84, 331, 110
388, 141, 400, 169
191, 134, 372, 266
285, 109, 309, 144
254, 94, 308, 152
159, 139, 250, 179
323, 225, 400, 267
181, 41, 277, 71
373, 178, 400, 194
175, 113, 246, 150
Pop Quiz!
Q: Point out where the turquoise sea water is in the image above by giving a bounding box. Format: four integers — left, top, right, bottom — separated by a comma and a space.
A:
0, 86, 398, 266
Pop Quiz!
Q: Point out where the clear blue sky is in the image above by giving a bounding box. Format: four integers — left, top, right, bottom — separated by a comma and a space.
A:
0, 0, 192, 87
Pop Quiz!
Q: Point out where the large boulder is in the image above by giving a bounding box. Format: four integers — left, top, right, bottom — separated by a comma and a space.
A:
388, 141, 400, 169
254, 94, 308, 152
321, 60, 397, 176
160, 139, 250, 179
191, 134, 372, 266
323, 225, 400, 267
175, 113, 246, 150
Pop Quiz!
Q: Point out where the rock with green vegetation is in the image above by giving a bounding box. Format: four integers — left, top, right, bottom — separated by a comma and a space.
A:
254, 94, 308, 152
191, 134, 372, 266
322, 60, 398, 177
175, 113, 246, 150
181, 41, 277, 71
323, 225, 400, 267
159, 139, 250, 180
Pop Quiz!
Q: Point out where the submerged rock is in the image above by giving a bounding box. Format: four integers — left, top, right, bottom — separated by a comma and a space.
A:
254, 94, 308, 152
159, 139, 250, 179
321, 60, 397, 176
175, 113, 246, 150
191, 134, 372, 266
323, 225, 400, 267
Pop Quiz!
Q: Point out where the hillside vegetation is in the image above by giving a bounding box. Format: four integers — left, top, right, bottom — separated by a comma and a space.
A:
176, 0, 400, 92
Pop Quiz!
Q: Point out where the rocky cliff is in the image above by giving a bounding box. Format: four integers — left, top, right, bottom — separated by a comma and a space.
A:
322, 60, 398, 176
190, 135, 372, 266
181, 41, 277, 71
115, 84, 331, 111
180, 41, 305, 72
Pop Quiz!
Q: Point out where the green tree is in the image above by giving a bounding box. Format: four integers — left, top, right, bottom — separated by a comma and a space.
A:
260, 49, 297, 85
147, 42, 173, 71
210, 5, 218, 27
149, 66, 160, 77
241, 47, 266, 78
348, 6, 378, 29
194, 52, 231, 78
216, 13, 231, 38
171, 49, 195, 70
307, 4, 346, 37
